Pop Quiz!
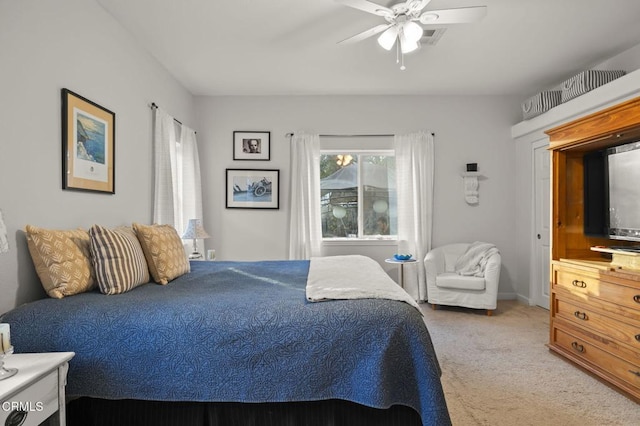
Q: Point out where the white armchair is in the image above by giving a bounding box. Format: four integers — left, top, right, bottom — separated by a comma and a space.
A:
424, 242, 501, 316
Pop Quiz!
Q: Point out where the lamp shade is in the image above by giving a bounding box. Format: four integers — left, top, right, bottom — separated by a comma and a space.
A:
181, 219, 210, 240
403, 21, 424, 43
400, 32, 420, 54
377, 26, 398, 51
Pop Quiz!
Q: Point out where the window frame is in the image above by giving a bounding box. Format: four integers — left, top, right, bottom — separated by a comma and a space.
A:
320, 149, 397, 242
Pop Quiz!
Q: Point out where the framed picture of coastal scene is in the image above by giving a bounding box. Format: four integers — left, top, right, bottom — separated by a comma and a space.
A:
61, 88, 115, 193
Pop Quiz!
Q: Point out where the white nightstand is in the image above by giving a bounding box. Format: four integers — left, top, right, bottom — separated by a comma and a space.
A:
0, 352, 74, 426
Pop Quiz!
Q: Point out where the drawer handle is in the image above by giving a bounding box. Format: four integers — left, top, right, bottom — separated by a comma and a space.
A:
574, 311, 588, 321
571, 279, 587, 288
629, 370, 640, 377
571, 341, 585, 353
635, 334, 640, 343
6, 409, 28, 426
634, 295, 640, 304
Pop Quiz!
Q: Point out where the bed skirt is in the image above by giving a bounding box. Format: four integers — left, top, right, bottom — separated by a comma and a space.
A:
66, 398, 423, 426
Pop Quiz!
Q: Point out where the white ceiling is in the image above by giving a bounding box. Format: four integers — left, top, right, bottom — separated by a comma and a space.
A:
96, 0, 640, 97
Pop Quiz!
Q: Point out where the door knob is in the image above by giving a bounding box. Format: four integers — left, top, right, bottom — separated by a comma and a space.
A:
537, 234, 541, 239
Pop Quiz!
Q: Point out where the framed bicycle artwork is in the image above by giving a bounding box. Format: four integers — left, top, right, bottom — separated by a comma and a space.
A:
225, 169, 279, 209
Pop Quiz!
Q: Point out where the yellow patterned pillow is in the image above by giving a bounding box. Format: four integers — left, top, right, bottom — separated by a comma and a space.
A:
132, 223, 190, 285
25, 225, 96, 298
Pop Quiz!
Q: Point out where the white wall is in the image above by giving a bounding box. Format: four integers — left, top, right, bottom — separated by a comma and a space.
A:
195, 95, 522, 298
0, 0, 195, 314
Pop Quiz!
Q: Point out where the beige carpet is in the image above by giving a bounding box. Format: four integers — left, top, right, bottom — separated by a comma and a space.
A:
420, 300, 640, 425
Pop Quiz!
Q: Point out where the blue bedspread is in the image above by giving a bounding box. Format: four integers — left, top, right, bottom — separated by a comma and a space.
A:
1, 260, 450, 425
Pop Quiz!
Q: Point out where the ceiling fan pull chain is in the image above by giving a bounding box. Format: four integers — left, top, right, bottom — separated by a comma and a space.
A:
395, 37, 406, 70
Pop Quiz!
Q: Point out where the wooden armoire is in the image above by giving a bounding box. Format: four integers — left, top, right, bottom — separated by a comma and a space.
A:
546, 96, 640, 401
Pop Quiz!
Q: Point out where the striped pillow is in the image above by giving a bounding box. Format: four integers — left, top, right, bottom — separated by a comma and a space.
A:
89, 225, 150, 295
560, 70, 626, 103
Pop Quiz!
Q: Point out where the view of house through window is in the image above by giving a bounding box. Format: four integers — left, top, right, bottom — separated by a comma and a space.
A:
320, 152, 396, 239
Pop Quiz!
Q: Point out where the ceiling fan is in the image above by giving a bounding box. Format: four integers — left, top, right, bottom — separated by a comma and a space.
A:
335, 0, 487, 70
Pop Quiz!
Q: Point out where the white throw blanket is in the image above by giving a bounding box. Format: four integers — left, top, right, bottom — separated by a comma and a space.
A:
454, 241, 499, 277
306, 255, 420, 311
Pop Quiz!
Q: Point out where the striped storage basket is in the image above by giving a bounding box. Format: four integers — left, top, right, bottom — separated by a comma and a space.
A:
561, 70, 626, 103
521, 90, 561, 120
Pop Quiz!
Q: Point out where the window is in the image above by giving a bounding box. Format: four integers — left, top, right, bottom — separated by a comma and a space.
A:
320, 151, 396, 239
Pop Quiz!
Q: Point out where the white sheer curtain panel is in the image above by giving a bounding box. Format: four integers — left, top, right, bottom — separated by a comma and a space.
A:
288, 133, 322, 259
178, 127, 204, 232
153, 107, 204, 235
394, 131, 435, 301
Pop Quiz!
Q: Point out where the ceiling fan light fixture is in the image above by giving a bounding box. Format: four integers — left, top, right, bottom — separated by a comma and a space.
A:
399, 32, 420, 54
377, 26, 398, 50
403, 21, 424, 43
401, 40, 420, 54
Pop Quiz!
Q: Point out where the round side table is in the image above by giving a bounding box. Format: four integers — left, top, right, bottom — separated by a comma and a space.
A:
385, 258, 417, 288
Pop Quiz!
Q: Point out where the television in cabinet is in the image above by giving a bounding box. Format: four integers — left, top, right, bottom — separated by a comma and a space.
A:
583, 139, 640, 242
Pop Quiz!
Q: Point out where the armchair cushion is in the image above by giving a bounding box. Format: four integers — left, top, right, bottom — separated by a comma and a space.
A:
436, 273, 486, 291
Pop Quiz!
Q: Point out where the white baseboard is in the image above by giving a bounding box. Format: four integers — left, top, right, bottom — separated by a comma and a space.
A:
497, 292, 517, 300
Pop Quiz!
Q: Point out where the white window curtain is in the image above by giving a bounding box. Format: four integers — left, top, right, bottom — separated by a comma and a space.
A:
153, 107, 204, 235
288, 133, 322, 259
395, 131, 434, 301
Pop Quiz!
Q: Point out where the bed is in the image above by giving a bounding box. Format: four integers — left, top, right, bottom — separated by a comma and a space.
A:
1, 257, 450, 426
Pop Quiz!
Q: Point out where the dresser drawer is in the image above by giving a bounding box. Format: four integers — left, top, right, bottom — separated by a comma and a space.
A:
553, 264, 640, 314
554, 296, 640, 350
553, 326, 640, 391
0, 370, 59, 426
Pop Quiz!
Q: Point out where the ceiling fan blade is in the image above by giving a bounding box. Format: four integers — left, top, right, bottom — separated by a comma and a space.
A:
334, 0, 393, 17
406, 0, 433, 14
419, 6, 487, 25
337, 23, 392, 44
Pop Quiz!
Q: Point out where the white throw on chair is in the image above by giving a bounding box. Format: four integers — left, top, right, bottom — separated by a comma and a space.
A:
424, 242, 501, 316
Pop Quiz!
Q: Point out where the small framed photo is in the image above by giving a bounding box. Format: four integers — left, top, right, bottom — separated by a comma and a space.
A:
226, 169, 279, 209
233, 131, 270, 161
61, 88, 115, 193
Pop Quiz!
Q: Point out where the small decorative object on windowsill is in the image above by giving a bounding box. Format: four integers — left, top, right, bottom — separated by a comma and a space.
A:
182, 219, 211, 260
0, 323, 18, 380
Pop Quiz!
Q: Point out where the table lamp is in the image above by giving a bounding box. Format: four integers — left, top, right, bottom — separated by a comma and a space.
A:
0, 323, 18, 380
181, 219, 210, 259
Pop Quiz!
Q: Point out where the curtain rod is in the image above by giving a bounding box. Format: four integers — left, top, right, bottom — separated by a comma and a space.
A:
286, 132, 435, 138
150, 102, 183, 126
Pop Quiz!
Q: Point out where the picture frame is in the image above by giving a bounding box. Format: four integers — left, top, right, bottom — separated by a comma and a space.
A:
61, 88, 115, 193
233, 131, 270, 161
226, 169, 279, 209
